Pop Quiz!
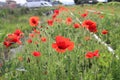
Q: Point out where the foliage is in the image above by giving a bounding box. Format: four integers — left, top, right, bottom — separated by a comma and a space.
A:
96, 2, 105, 6
0, 7, 55, 43
107, 1, 120, 6
0, 5, 120, 80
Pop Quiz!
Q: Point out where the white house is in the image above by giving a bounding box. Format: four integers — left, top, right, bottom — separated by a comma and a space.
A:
26, 0, 51, 2
97, 0, 108, 2
24, 0, 52, 8
26, 0, 75, 5
56, 0, 75, 5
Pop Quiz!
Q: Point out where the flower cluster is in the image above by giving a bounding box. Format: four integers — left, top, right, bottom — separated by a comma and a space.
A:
85, 50, 99, 58
47, 9, 60, 26
52, 36, 74, 53
3, 29, 23, 47
82, 20, 97, 33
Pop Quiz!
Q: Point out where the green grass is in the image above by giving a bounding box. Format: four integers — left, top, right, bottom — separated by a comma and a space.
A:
0, 7, 55, 42
0, 4, 120, 80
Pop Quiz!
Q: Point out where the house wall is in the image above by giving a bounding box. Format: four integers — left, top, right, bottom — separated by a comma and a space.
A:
6, 0, 17, 9
26, 0, 52, 2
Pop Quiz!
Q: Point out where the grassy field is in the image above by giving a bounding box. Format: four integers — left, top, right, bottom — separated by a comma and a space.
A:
0, 3, 120, 80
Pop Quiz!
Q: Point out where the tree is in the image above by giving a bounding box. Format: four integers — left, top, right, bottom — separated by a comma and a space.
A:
74, 0, 120, 4
74, 0, 88, 4
74, 0, 80, 4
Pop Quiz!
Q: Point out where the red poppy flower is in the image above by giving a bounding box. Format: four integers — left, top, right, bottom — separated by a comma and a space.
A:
47, 19, 54, 26
59, 6, 68, 12
3, 41, 12, 48
66, 17, 72, 25
85, 52, 94, 59
97, 11, 101, 14
82, 20, 97, 33
27, 38, 32, 43
34, 41, 38, 45
3, 33, 22, 47
99, 15, 104, 19
93, 50, 99, 57
84, 36, 91, 41
102, 29, 108, 35
41, 37, 47, 42
3, 29, 23, 47
52, 36, 74, 53
14, 29, 23, 37
33, 29, 40, 34
54, 9, 59, 15
32, 51, 41, 57
73, 23, 80, 28
7, 34, 21, 44
18, 56, 23, 61
17, 40, 22, 45
55, 18, 62, 23
52, 13, 57, 19
81, 13, 88, 18
29, 16, 39, 27
29, 33, 35, 38
85, 50, 100, 59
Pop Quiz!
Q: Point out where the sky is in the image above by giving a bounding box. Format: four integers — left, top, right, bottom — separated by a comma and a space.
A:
0, 0, 75, 4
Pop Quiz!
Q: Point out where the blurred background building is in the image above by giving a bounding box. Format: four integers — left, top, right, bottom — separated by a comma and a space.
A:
26, 0, 51, 2
6, 0, 17, 8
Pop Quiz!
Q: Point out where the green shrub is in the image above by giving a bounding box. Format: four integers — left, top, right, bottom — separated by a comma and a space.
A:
96, 2, 105, 6
0, 7, 55, 18
107, 1, 120, 6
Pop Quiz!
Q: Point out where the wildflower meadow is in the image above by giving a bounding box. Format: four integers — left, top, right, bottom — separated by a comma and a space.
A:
0, 3, 120, 80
